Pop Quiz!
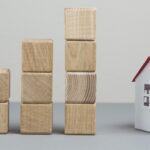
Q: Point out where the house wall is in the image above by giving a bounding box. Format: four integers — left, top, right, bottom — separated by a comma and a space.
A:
135, 63, 150, 131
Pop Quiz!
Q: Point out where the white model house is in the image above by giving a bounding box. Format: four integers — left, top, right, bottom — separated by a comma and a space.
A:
132, 56, 150, 132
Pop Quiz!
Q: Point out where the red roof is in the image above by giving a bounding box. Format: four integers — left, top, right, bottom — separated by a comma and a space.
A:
132, 57, 150, 82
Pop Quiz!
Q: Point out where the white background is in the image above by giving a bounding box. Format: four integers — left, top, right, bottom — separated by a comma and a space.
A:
0, 0, 150, 103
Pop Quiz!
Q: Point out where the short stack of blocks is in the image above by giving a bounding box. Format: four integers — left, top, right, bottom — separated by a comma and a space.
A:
0, 69, 10, 133
21, 39, 53, 134
65, 8, 96, 135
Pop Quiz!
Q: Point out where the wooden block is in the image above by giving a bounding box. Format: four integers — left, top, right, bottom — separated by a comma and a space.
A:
65, 8, 96, 40
20, 103, 52, 134
22, 39, 53, 72
0, 102, 9, 133
65, 41, 96, 71
65, 103, 96, 135
66, 73, 96, 104
21, 73, 52, 104
0, 69, 10, 102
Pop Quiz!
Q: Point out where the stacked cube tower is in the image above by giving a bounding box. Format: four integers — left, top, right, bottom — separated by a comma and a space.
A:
64, 8, 96, 134
20, 39, 53, 134
0, 69, 10, 133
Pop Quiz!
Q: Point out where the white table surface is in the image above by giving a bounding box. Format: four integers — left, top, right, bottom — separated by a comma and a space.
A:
0, 102, 150, 150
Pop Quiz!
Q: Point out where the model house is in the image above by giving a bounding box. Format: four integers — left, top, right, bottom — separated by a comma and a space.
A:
132, 56, 150, 131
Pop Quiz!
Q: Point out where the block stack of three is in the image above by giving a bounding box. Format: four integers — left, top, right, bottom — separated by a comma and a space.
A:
20, 39, 53, 134
0, 69, 10, 133
64, 8, 96, 134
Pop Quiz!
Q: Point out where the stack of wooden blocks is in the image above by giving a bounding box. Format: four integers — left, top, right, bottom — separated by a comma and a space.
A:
20, 39, 53, 134
64, 8, 96, 135
0, 69, 10, 134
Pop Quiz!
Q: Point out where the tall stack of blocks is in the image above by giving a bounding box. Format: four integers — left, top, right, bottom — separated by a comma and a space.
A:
20, 39, 53, 134
64, 8, 96, 134
0, 69, 10, 133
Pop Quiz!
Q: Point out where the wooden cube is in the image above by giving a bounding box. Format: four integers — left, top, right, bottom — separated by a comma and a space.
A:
20, 103, 52, 134
65, 41, 96, 72
0, 102, 9, 133
65, 8, 96, 40
22, 39, 53, 72
22, 73, 52, 104
0, 69, 10, 102
65, 103, 96, 135
66, 73, 96, 104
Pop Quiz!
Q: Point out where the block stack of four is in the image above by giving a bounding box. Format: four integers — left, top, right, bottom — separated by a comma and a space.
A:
20, 39, 53, 134
64, 8, 96, 134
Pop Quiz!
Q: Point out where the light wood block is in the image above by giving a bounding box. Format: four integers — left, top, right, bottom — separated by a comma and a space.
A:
65, 8, 96, 40
22, 39, 53, 72
0, 69, 10, 102
65, 103, 96, 135
65, 41, 96, 72
20, 103, 52, 134
66, 73, 96, 104
21, 73, 52, 104
0, 102, 9, 133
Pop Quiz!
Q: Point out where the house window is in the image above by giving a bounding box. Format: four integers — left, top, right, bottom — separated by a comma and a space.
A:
144, 84, 150, 94
144, 96, 149, 106
143, 84, 150, 107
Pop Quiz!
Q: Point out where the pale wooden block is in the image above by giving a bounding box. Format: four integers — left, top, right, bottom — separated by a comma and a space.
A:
0, 69, 10, 102
21, 73, 52, 104
22, 39, 53, 72
66, 73, 96, 104
0, 102, 9, 133
65, 41, 96, 71
65, 103, 96, 135
20, 103, 52, 134
65, 8, 96, 40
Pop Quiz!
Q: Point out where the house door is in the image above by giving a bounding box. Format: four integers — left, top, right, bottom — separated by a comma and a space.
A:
144, 96, 149, 106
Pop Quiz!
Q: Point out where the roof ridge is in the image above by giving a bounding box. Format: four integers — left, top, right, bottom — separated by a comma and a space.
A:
132, 56, 150, 82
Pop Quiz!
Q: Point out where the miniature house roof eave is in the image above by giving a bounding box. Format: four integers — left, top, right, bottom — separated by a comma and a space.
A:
132, 57, 150, 82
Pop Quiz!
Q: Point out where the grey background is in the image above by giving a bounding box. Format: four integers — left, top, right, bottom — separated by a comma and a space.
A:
0, 0, 150, 103
0, 103, 150, 150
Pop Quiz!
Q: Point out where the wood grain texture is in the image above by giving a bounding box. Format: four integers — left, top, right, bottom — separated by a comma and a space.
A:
66, 73, 96, 104
0, 69, 10, 102
65, 103, 96, 135
65, 8, 96, 40
65, 41, 96, 72
0, 102, 9, 133
22, 39, 53, 72
20, 103, 52, 134
21, 73, 52, 104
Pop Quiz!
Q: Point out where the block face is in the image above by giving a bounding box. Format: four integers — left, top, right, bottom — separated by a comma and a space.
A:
0, 102, 9, 133
0, 69, 10, 102
22, 73, 52, 104
66, 73, 96, 104
22, 39, 53, 72
65, 103, 96, 135
20, 103, 52, 134
65, 8, 96, 40
65, 41, 96, 71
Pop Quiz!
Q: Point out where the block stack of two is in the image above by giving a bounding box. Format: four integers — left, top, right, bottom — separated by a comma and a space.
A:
20, 39, 53, 134
64, 8, 96, 134
0, 69, 10, 133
